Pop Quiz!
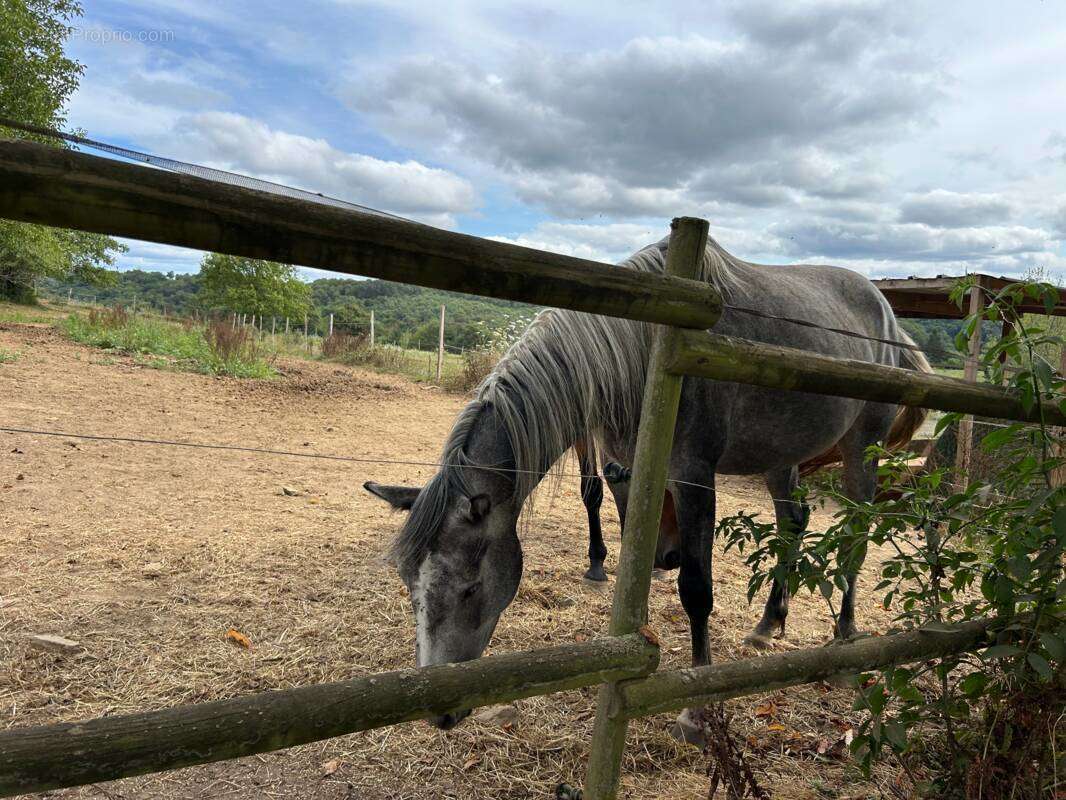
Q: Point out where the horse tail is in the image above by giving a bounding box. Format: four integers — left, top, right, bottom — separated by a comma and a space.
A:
885, 333, 932, 451
799, 331, 932, 476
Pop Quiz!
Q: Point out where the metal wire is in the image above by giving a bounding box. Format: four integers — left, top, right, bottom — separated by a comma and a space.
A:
1, 423, 1028, 516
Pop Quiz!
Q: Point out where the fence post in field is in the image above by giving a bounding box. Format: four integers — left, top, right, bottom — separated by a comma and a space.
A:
955, 283, 985, 486
67, 288, 71, 302
271, 316, 276, 345
304, 314, 310, 354
369, 310, 375, 348
436, 304, 445, 382
583, 217, 709, 800
329, 313, 334, 338
285, 317, 289, 334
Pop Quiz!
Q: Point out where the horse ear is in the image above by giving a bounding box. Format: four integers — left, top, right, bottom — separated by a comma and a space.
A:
459, 493, 491, 524
363, 481, 421, 511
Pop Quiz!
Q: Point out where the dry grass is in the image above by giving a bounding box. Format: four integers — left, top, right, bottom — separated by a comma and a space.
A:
0, 321, 906, 799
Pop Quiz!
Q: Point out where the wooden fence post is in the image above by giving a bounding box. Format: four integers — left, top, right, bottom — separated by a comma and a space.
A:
583, 217, 709, 800
955, 283, 985, 486
285, 317, 289, 334
436, 304, 445, 381
329, 313, 334, 337
304, 314, 309, 353
369, 310, 375, 348
271, 316, 276, 345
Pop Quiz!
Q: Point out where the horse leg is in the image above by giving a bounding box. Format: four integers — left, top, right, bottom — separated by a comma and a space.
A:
832, 405, 892, 642
577, 441, 608, 582
668, 472, 717, 745
745, 465, 809, 649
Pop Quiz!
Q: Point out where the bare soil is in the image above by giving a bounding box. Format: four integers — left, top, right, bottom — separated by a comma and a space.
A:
0, 321, 901, 799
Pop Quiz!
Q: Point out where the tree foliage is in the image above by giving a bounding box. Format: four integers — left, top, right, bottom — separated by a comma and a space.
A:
197, 254, 311, 320
0, 0, 125, 303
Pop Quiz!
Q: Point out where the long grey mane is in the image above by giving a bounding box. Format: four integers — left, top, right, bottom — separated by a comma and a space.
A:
390, 234, 746, 570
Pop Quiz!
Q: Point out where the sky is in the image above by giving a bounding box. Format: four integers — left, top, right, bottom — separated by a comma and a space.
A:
63, 0, 1066, 282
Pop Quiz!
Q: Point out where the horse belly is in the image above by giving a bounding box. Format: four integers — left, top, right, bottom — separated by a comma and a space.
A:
714, 392, 861, 474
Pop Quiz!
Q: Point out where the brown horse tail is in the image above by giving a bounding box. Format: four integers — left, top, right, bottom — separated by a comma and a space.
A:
799, 332, 932, 477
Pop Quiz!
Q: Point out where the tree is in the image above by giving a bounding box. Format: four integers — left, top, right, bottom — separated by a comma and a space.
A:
924, 328, 953, 364
0, 0, 125, 303
198, 254, 311, 321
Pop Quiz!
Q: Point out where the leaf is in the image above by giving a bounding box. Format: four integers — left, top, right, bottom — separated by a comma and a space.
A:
883, 720, 907, 751
1028, 652, 1053, 680
982, 644, 1021, 660
321, 759, 341, 776
753, 702, 776, 718
224, 628, 252, 649
462, 755, 480, 771
959, 672, 987, 697
1040, 632, 1066, 662
766, 722, 787, 732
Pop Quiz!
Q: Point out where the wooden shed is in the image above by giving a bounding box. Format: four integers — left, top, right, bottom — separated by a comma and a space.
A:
872, 273, 1066, 482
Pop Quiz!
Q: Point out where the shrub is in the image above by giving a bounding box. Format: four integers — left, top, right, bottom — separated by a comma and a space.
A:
445, 348, 499, 393
719, 277, 1066, 799
321, 331, 367, 360
60, 311, 274, 379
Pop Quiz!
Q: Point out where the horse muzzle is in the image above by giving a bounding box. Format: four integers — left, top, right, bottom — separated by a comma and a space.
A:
430, 709, 471, 730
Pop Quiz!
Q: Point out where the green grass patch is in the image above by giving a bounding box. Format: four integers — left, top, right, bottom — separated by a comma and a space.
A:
0, 302, 59, 325
0, 347, 19, 364
59, 312, 275, 379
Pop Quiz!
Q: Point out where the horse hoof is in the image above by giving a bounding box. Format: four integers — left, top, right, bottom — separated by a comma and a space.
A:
743, 632, 775, 651
582, 566, 608, 583
669, 709, 706, 748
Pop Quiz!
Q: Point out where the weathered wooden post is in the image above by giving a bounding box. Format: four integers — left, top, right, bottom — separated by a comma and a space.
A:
955, 282, 985, 486
328, 313, 334, 338
583, 217, 710, 800
436, 304, 445, 382
369, 310, 375, 348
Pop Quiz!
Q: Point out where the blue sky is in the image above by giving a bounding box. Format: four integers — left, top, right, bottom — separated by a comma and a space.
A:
64, 0, 1066, 281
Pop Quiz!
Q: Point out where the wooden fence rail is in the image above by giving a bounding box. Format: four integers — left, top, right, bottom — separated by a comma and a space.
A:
0, 635, 659, 797
0, 140, 722, 330
621, 617, 998, 719
668, 330, 1066, 427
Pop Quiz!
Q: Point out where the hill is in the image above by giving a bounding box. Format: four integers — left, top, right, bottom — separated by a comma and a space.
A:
45, 271, 536, 351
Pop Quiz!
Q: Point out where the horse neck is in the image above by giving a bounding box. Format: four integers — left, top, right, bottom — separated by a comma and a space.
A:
469, 309, 651, 504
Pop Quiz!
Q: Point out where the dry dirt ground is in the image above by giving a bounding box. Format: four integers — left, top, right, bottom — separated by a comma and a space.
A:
1, 321, 903, 799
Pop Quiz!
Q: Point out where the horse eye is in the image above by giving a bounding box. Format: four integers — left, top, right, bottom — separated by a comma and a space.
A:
461, 581, 482, 600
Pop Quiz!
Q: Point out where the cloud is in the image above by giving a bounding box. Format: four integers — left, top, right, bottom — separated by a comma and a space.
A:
898, 190, 1014, 228
114, 239, 205, 274
344, 1, 943, 218
172, 112, 478, 226
775, 219, 1054, 262
488, 220, 787, 264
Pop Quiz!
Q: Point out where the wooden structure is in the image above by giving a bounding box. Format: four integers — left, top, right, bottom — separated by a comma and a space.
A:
873, 275, 1066, 482
0, 139, 1061, 799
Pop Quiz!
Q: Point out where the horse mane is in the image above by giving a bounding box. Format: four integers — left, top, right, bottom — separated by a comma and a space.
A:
389, 233, 746, 570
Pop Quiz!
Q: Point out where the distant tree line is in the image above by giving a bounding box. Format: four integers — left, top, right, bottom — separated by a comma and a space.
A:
46, 263, 536, 351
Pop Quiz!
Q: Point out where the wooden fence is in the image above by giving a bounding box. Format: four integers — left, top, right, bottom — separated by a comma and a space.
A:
0, 139, 1051, 799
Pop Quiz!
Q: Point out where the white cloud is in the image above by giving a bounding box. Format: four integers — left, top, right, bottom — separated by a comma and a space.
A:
174, 112, 478, 225
898, 190, 1014, 228
114, 239, 205, 274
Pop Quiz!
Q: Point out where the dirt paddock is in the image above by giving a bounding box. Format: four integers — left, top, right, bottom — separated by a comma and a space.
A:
1, 321, 902, 799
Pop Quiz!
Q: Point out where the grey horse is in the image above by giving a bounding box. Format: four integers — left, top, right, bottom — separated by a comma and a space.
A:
364, 233, 930, 732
